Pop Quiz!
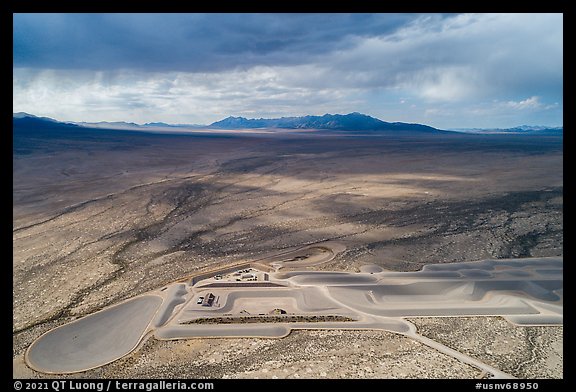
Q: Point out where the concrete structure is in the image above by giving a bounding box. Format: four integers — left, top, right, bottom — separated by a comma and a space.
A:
201, 293, 215, 307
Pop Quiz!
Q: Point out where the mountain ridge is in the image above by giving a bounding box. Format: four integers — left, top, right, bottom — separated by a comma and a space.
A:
208, 112, 441, 132
13, 112, 562, 135
13, 112, 80, 129
449, 125, 563, 135
13, 112, 444, 133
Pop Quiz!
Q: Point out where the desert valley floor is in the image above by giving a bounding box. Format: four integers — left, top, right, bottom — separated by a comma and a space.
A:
13, 128, 563, 379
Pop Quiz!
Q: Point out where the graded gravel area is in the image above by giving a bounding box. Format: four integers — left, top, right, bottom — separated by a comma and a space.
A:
25, 295, 162, 374
21, 256, 561, 374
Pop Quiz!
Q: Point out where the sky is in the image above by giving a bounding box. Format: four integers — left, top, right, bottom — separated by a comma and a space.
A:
13, 13, 563, 129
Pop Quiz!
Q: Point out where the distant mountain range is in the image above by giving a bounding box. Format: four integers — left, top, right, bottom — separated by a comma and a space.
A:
208, 112, 440, 132
13, 112, 562, 135
13, 112, 80, 129
13, 112, 442, 133
449, 125, 563, 135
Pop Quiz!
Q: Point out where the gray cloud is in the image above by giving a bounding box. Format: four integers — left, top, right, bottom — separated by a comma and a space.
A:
13, 13, 428, 72
13, 13, 563, 129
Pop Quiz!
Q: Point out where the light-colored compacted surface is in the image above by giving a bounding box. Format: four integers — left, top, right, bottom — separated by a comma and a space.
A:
23, 251, 562, 376
25, 296, 162, 373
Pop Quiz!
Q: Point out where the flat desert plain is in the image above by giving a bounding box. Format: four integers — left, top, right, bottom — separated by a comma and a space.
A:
13, 128, 563, 378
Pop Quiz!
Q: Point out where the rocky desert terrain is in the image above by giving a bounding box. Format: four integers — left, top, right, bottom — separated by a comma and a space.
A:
13, 128, 563, 378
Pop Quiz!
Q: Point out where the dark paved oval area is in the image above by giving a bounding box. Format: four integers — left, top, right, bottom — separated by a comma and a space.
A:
25, 295, 162, 374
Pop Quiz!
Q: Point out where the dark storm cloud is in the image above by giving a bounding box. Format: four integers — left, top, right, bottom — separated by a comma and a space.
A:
13, 13, 430, 72
13, 13, 562, 128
